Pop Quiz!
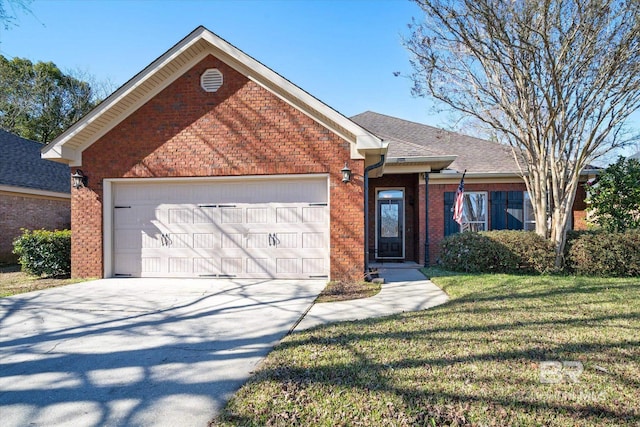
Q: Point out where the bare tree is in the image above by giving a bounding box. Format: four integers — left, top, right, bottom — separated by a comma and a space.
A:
406, 0, 640, 267
0, 0, 31, 30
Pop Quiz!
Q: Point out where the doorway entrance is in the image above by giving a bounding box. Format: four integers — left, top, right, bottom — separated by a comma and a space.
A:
376, 189, 404, 259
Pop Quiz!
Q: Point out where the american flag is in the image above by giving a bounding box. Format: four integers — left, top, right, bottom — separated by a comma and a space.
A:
453, 172, 466, 225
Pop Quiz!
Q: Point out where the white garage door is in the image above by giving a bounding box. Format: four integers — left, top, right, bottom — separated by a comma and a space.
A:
111, 177, 329, 279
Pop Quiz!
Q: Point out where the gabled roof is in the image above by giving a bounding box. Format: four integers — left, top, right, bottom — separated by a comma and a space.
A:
630, 151, 640, 160
42, 26, 385, 166
0, 130, 70, 195
351, 111, 520, 175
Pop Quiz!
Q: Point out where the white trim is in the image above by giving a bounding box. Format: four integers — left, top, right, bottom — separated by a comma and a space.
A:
375, 187, 406, 260
103, 180, 113, 278
0, 184, 70, 199
105, 173, 328, 184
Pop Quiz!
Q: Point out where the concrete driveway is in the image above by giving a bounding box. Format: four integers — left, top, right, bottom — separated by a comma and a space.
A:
0, 278, 326, 427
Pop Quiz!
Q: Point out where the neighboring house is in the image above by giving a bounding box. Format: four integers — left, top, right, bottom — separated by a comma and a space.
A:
42, 26, 593, 280
0, 130, 71, 263
630, 151, 640, 161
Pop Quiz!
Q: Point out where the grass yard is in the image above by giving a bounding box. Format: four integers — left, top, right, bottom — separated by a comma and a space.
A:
0, 265, 84, 297
212, 269, 640, 426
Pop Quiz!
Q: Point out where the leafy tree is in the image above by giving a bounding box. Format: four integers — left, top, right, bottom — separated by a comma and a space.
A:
0, 55, 98, 143
405, 0, 640, 267
586, 156, 640, 231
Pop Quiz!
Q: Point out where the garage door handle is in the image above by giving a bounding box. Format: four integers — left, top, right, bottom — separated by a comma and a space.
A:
269, 233, 280, 247
161, 233, 173, 247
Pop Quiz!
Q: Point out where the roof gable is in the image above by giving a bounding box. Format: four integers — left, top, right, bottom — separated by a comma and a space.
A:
0, 130, 70, 194
42, 26, 384, 166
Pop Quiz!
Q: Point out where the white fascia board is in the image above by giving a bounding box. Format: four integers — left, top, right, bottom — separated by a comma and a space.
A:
0, 184, 71, 199
429, 172, 523, 184
41, 145, 81, 166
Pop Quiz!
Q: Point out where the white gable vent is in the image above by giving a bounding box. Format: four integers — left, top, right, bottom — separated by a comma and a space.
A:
201, 68, 223, 92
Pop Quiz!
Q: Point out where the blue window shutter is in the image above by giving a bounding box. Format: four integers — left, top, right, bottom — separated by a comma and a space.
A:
444, 192, 459, 236
507, 191, 524, 229
491, 191, 506, 230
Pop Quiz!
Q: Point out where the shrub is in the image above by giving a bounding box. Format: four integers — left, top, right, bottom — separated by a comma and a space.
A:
439, 232, 518, 273
12, 229, 71, 277
566, 230, 640, 277
439, 231, 555, 274
483, 230, 556, 274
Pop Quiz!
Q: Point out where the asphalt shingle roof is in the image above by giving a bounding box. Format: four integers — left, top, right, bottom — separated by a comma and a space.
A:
351, 111, 520, 174
0, 130, 70, 193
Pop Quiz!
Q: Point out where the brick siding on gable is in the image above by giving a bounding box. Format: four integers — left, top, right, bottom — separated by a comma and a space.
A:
0, 193, 70, 263
73, 55, 364, 280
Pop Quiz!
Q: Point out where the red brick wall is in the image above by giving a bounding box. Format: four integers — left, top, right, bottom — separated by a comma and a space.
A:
425, 180, 591, 264
573, 185, 589, 230
0, 192, 70, 263
426, 182, 530, 264
73, 54, 364, 280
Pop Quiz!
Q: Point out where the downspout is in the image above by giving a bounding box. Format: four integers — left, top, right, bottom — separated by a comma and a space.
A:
364, 154, 385, 273
423, 172, 430, 266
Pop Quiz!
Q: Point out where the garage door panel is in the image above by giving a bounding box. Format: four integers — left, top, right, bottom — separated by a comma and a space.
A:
303, 258, 325, 275
276, 258, 300, 274
246, 258, 271, 275
221, 258, 243, 275
193, 258, 219, 275
113, 177, 329, 279
193, 233, 217, 249
302, 206, 327, 223
247, 233, 269, 248
168, 208, 193, 224
194, 207, 217, 223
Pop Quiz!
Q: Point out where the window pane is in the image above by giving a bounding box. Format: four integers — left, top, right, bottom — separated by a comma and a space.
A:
378, 189, 403, 199
464, 193, 486, 222
380, 204, 399, 237
524, 192, 536, 230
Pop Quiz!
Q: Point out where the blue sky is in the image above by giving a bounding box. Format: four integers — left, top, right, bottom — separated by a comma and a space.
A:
0, 0, 448, 126
0, 0, 637, 159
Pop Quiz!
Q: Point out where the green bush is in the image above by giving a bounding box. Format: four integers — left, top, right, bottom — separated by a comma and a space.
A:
484, 230, 556, 274
12, 229, 71, 277
439, 232, 518, 273
566, 230, 640, 277
439, 231, 555, 274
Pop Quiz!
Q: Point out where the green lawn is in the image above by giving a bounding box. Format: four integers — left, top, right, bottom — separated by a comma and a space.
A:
0, 265, 85, 297
212, 270, 639, 426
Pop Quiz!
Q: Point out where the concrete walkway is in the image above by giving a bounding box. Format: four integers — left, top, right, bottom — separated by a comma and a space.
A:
295, 266, 449, 331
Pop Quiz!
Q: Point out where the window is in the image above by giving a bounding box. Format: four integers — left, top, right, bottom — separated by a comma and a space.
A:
461, 192, 487, 232
524, 192, 536, 231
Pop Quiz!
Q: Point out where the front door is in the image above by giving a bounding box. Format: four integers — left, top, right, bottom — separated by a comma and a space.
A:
377, 189, 404, 258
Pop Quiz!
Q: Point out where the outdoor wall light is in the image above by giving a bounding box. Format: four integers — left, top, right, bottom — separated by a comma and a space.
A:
71, 169, 88, 189
341, 162, 352, 183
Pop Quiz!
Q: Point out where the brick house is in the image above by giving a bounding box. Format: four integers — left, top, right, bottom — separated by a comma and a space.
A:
0, 130, 70, 263
42, 27, 593, 280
